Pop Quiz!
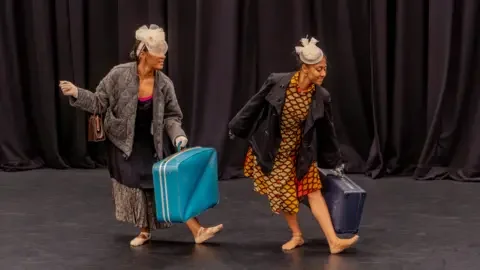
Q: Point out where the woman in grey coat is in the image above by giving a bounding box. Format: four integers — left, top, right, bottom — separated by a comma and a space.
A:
59, 24, 223, 247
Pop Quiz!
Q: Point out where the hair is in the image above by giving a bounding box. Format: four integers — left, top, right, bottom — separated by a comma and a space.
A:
129, 40, 148, 62
293, 51, 304, 70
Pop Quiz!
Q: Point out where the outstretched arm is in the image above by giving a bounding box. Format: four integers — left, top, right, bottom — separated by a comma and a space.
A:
68, 70, 115, 114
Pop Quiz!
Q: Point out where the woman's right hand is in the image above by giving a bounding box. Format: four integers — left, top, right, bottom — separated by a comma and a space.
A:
59, 81, 78, 98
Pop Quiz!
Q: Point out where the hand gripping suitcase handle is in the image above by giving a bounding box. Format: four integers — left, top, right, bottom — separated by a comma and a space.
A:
176, 142, 186, 152
333, 164, 345, 178
318, 165, 356, 190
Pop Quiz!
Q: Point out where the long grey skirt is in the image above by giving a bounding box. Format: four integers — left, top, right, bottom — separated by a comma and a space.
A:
112, 179, 171, 230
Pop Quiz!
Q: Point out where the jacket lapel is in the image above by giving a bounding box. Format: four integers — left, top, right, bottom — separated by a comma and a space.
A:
152, 72, 166, 124
124, 63, 139, 98
264, 71, 332, 134
265, 72, 294, 114
303, 86, 331, 134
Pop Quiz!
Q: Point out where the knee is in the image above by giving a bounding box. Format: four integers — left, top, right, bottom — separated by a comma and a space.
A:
282, 211, 297, 218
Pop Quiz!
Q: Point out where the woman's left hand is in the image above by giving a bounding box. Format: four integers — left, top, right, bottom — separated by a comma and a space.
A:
334, 164, 345, 178
175, 136, 188, 149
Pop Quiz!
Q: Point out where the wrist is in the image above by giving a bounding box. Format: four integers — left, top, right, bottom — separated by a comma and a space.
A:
175, 135, 187, 141
174, 135, 188, 145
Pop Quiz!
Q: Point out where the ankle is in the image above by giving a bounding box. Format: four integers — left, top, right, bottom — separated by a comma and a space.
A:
282, 235, 305, 250
292, 232, 303, 238
327, 237, 339, 246
192, 227, 203, 237
138, 233, 150, 239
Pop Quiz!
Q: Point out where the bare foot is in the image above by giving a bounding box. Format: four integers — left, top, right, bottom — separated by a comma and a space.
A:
329, 235, 359, 254
194, 224, 223, 244
282, 234, 305, 251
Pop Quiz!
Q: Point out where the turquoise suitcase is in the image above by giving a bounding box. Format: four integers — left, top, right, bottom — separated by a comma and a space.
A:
152, 147, 220, 223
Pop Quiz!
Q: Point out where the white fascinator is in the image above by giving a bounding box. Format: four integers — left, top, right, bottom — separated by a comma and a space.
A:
295, 37, 324, 64
135, 24, 168, 57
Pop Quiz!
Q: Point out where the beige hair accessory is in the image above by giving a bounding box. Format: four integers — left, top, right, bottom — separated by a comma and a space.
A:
135, 24, 168, 57
295, 37, 324, 65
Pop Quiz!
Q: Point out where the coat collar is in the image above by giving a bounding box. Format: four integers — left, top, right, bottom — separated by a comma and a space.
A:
126, 62, 166, 88
265, 72, 331, 133
123, 62, 167, 97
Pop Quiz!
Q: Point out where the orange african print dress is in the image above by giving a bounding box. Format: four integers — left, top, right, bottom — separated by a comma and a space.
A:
244, 72, 322, 215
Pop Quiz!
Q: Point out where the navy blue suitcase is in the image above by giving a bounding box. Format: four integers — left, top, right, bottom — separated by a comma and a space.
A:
302, 168, 366, 234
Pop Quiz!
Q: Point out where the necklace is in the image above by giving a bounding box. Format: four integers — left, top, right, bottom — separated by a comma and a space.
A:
297, 87, 309, 93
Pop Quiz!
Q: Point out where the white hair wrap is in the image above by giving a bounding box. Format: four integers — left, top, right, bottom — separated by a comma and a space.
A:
295, 37, 324, 64
135, 24, 168, 57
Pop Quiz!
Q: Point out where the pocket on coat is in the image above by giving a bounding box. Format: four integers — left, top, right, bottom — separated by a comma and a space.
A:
104, 118, 127, 138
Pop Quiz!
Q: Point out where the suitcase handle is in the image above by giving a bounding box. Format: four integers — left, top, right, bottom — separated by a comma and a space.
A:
318, 167, 366, 192
333, 164, 345, 178
318, 167, 354, 190
176, 142, 186, 152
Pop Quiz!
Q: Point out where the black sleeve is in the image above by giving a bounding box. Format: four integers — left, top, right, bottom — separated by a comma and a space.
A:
228, 73, 276, 139
316, 101, 343, 168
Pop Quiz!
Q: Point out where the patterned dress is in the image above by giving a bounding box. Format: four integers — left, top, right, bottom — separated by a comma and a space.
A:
244, 72, 322, 215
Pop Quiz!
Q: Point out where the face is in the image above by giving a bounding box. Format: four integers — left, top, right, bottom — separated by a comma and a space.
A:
301, 57, 327, 85
140, 51, 166, 70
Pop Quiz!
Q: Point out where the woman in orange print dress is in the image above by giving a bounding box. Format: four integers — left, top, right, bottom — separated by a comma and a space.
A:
228, 37, 359, 253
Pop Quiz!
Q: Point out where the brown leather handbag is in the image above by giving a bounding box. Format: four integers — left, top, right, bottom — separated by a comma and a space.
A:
88, 112, 105, 142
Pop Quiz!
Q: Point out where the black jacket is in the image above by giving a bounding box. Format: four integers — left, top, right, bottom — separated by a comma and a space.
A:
228, 72, 343, 180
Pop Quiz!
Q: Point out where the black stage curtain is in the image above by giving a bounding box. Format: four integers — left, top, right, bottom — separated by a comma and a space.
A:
1, 0, 479, 181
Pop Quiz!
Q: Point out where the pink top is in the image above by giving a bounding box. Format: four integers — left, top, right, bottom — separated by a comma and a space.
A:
138, 95, 152, 102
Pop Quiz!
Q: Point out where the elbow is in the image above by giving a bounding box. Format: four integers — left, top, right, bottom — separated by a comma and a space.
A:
164, 115, 182, 129
164, 114, 182, 123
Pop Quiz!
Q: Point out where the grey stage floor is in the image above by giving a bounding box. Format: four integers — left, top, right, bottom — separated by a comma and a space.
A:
0, 169, 479, 270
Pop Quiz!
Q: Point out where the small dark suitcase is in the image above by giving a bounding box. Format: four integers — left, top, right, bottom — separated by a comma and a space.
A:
302, 168, 366, 234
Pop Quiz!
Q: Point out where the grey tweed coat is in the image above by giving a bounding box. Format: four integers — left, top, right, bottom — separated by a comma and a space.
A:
69, 62, 186, 160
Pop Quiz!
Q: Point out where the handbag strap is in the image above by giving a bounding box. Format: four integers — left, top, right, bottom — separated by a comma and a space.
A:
92, 103, 98, 117
92, 98, 102, 118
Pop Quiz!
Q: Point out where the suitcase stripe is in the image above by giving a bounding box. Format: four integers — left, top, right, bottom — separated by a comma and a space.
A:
161, 160, 170, 222
157, 161, 168, 222
156, 147, 201, 223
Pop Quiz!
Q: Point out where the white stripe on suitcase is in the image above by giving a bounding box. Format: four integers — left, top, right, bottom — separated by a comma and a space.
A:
162, 158, 171, 222
160, 161, 168, 222
158, 161, 167, 222
156, 147, 200, 223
